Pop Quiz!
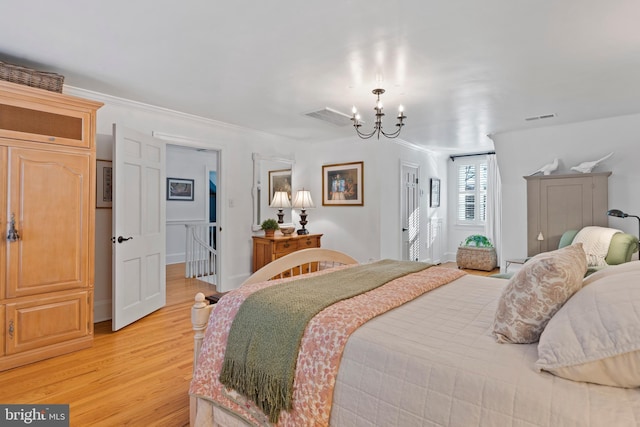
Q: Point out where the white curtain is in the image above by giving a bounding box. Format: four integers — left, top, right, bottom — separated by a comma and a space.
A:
486, 154, 503, 266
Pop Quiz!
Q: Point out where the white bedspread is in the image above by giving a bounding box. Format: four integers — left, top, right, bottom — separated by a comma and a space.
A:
329, 274, 640, 427
196, 274, 640, 426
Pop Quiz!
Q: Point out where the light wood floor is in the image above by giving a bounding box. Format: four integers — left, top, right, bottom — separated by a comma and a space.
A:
0, 263, 215, 427
439, 261, 500, 276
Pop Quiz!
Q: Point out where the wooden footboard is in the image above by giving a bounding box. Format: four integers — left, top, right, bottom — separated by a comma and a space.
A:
189, 248, 358, 426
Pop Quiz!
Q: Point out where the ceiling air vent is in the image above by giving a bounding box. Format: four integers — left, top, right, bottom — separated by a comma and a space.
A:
304, 107, 354, 127
525, 113, 557, 121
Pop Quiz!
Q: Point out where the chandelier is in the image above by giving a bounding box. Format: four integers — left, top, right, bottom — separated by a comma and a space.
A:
351, 88, 406, 139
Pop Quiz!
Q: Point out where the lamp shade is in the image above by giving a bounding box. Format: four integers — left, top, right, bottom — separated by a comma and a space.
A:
607, 209, 627, 218
292, 190, 315, 209
270, 191, 291, 208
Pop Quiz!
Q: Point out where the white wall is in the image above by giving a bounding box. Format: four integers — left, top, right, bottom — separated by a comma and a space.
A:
295, 137, 447, 264
493, 113, 640, 269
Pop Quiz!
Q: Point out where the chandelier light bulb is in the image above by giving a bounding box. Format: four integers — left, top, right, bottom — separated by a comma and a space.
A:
376, 100, 383, 109
398, 105, 404, 112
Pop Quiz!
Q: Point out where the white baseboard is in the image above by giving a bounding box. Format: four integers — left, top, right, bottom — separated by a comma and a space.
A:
94, 298, 112, 323
166, 253, 186, 264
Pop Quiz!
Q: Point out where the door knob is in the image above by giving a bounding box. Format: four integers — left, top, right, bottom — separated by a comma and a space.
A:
113, 236, 133, 243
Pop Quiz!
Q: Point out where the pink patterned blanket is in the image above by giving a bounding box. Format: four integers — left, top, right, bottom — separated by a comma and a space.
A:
190, 265, 466, 426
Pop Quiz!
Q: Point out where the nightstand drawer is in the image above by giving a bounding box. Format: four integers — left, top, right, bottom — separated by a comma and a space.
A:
274, 239, 297, 255
299, 236, 320, 249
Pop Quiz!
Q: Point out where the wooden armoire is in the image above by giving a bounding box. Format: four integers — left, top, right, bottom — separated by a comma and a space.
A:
525, 172, 611, 257
0, 80, 102, 371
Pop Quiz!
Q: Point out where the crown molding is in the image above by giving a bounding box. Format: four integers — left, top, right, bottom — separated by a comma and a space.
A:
63, 85, 285, 140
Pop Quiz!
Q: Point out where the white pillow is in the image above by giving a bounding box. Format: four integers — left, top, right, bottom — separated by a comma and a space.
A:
582, 260, 640, 286
535, 268, 640, 388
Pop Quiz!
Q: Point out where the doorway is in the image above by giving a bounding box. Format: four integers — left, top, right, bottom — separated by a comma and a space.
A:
401, 162, 420, 261
165, 144, 220, 284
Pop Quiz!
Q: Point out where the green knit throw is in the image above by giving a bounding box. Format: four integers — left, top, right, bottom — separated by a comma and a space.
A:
219, 259, 431, 423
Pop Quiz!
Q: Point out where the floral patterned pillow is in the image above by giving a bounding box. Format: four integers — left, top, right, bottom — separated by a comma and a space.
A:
492, 243, 587, 344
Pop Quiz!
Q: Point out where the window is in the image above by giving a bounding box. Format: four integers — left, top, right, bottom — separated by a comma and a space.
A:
457, 160, 487, 224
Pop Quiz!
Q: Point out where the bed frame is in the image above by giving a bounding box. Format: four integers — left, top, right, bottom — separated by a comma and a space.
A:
189, 248, 358, 426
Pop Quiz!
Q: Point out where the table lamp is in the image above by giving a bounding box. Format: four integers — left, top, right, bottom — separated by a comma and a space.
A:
292, 190, 315, 235
270, 191, 291, 224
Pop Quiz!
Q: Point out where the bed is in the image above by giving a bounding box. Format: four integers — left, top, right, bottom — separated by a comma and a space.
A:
189, 247, 640, 426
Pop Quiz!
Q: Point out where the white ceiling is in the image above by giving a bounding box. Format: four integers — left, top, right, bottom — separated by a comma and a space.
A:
2, 1, 640, 153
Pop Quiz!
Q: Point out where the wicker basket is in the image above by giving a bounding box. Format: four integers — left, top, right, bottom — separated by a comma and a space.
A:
0, 61, 64, 93
456, 246, 497, 271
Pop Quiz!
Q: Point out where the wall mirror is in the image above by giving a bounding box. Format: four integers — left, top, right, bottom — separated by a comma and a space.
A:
252, 153, 295, 231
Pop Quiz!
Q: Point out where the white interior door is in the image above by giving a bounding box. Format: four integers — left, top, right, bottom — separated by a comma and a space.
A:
112, 124, 166, 331
401, 163, 420, 261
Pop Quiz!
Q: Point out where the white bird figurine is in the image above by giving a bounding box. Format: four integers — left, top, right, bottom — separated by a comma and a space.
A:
530, 158, 559, 176
570, 152, 614, 173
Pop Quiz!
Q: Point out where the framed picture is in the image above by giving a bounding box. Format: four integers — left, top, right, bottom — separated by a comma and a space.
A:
167, 177, 194, 201
96, 160, 113, 208
430, 178, 440, 208
268, 169, 292, 204
322, 161, 364, 206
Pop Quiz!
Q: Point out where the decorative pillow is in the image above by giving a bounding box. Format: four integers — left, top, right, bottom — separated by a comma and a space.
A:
582, 260, 640, 286
535, 269, 640, 387
492, 243, 587, 344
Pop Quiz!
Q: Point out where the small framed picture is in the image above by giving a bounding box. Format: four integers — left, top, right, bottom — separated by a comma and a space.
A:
167, 177, 194, 201
322, 161, 364, 206
268, 169, 292, 203
96, 160, 113, 208
430, 178, 440, 208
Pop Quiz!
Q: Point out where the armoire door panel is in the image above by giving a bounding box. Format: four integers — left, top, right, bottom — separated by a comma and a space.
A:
5, 291, 89, 355
541, 180, 593, 252
6, 147, 90, 298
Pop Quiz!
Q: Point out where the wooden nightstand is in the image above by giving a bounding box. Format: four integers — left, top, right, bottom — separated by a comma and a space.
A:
252, 233, 323, 274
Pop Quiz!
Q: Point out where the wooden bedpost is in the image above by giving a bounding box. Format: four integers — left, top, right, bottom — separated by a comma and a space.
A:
191, 292, 213, 426
192, 292, 210, 370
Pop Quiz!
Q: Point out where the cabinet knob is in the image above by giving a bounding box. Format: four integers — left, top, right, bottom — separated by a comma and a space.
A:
8, 320, 14, 339
284, 242, 290, 248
